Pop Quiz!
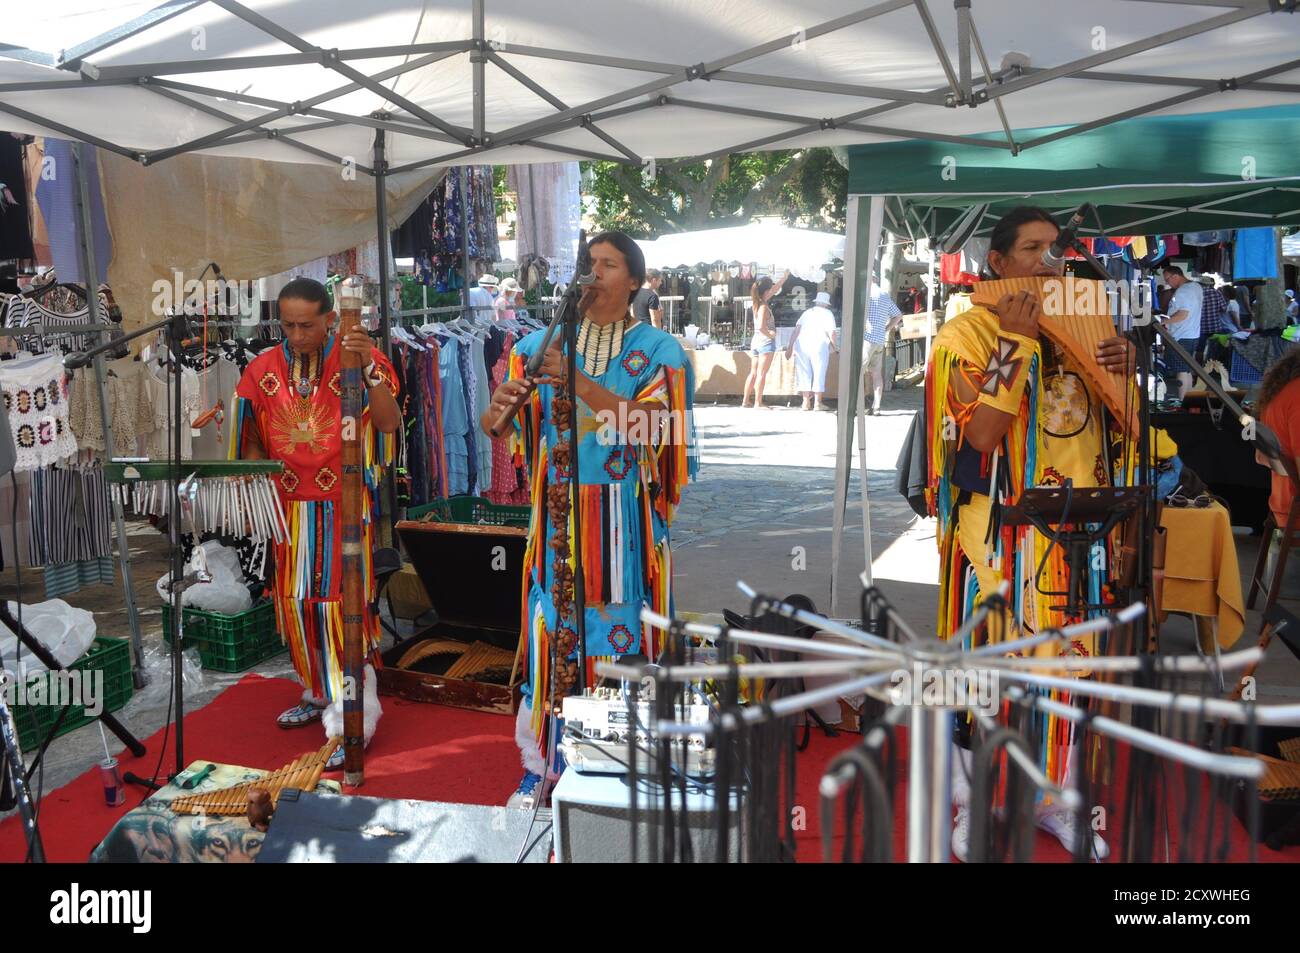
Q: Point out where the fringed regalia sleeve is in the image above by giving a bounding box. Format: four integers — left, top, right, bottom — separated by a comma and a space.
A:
635, 359, 698, 526
362, 348, 401, 504
228, 378, 262, 461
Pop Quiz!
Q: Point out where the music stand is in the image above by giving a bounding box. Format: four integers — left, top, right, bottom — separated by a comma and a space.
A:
1002, 485, 1146, 617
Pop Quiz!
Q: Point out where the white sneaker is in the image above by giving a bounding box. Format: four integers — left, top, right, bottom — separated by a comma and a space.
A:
951, 806, 970, 862
506, 771, 543, 810
1037, 808, 1110, 860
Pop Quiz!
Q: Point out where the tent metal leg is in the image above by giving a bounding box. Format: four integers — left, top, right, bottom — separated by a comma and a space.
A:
925, 240, 936, 367
373, 127, 398, 538
72, 142, 146, 685
955, 0, 972, 103
856, 345, 873, 589
831, 194, 884, 615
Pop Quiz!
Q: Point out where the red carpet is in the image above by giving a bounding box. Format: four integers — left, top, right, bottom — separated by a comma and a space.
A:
3, 675, 1298, 862
796, 728, 1300, 863
0, 674, 522, 862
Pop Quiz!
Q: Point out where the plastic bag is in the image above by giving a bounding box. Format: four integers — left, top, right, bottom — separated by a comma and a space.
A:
0, 599, 97, 677
131, 639, 205, 709
155, 541, 252, 615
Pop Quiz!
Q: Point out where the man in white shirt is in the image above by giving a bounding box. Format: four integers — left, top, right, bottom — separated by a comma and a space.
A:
863, 282, 903, 414
1287, 289, 1298, 324
468, 272, 498, 320
1161, 264, 1203, 399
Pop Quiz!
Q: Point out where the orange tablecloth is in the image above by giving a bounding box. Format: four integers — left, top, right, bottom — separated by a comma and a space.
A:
1159, 502, 1246, 649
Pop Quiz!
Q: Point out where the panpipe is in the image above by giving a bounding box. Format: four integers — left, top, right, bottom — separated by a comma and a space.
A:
394, 639, 516, 679
1280, 736, 1300, 764
168, 738, 338, 816
396, 639, 471, 670
444, 641, 516, 680
1227, 747, 1300, 801
970, 276, 1140, 440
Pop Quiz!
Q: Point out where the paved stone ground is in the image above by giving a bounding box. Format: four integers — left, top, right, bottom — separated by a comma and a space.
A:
4, 378, 1298, 809
673, 387, 936, 627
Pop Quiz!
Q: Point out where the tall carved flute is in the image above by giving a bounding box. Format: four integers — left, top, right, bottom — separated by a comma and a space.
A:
337, 277, 367, 786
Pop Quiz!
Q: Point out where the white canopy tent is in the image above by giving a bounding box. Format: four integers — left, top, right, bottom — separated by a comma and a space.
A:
2, 1, 1298, 171
639, 221, 844, 280
2, 0, 1298, 617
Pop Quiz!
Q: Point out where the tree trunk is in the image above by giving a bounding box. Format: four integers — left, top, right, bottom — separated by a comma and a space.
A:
1252, 227, 1287, 330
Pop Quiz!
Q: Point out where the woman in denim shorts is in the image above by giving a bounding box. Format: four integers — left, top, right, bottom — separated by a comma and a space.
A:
742, 271, 788, 408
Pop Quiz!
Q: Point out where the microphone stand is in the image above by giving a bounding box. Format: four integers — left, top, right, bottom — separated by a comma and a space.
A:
562, 280, 590, 697
1063, 240, 1157, 651
0, 672, 44, 861
65, 309, 194, 789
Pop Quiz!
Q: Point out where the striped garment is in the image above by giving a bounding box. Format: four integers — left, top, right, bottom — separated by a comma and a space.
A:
1199, 285, 1233, 335
864, 284, 902, 345
27, 465, 113, 567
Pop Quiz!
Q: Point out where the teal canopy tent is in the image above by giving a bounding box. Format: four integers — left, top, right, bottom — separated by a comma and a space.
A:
849, 104, 1300, 238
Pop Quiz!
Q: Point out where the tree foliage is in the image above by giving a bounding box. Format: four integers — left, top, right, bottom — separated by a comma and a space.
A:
582, 149, 846, 238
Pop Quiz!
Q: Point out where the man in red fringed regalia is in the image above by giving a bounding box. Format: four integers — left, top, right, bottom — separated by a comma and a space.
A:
230, 277, 400, 770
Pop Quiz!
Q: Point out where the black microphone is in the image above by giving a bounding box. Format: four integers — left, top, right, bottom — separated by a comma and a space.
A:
1042, 202, 1095, 268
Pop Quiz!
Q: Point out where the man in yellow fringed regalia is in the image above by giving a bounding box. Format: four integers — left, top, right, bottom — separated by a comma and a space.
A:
924, 206, 1156, 861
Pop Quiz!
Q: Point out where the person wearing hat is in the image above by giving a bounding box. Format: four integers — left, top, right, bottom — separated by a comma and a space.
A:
1160, 264, 1203, 399
495, 277, 523, 322
863, 282, 904, 414
469, 272, 498, 319
786, 290, 839, 411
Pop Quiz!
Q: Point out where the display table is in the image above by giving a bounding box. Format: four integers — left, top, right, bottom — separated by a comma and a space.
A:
686, 346, 841, 398
1153, 410, 1271, 531
91, 760, 340, 863
1158, 501, 1246, 651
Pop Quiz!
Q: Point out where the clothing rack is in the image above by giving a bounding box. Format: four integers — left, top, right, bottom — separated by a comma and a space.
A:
0, 291, 149, 681
392, 302, 555, 324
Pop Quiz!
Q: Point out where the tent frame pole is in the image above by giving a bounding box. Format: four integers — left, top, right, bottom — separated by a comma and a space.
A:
146, 77, 463, 146
472, 0, 486, 143
955, 0, 972, 103
831, 194, 885, 614
71, 142, 147, 686
5, 0, 1294, 166
925, 231, 936, 368
78, 41, 474, 83
206, 0, 472, 141
373, 125, 398, 535
2, 1, 1296, 168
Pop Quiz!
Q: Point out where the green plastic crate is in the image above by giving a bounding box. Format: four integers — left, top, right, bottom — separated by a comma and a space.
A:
11, 637, 134, 753
409, 495, 531, 528
163, 600, 284, 673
